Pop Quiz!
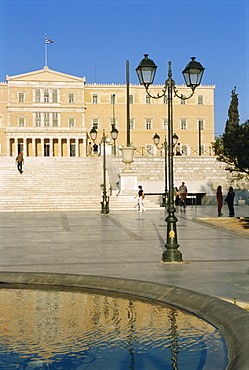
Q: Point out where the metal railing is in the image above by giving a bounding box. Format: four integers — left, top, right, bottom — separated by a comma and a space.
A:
132, 146, 215, 156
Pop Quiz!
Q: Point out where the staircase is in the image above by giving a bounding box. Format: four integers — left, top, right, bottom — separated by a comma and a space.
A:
0, 157, 160, 212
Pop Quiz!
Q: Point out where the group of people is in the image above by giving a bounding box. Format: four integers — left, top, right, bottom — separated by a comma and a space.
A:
135, 182, 236, 218
216, 185, 235, 217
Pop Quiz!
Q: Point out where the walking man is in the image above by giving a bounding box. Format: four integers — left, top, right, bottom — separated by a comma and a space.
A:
16, 152, 24, 174
179, 182, 188, 208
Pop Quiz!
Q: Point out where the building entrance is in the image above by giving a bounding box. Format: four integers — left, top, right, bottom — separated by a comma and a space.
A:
44, 144, 50, 157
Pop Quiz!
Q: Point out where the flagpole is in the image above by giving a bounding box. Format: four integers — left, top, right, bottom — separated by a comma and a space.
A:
45, 39, 48, 67
44, 35, 53, 67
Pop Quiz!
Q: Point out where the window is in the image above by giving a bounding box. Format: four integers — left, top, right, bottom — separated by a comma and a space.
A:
92, 94, 98, 104
182, 145, 187, 155
18, 117, 25, 127
180, 118, 187, 130
53, 113, 58, 127
197, 119, 204, 130
162, 118, 168, 130
198, 95, 204, 105
146, 95, 151, 104
44, 112, 49, 126
181, 95, 186, 104
69, 118, 75, 127
18, 92, 24, 103
68, 93, 74, 103
129, 118, 135, 130
35, 89, 41, 103
35, 113, 41, 127
52, 89, 58, 103
44, 89, 49, 103
110, 118, 116, 126
111, 94, 116, 104
146, 119, 152, 130
200, 145, 205, 155
129, 95, 134, 104
146, 144, 153, 154
163, 95, 168, 104
92, 118, 98, 129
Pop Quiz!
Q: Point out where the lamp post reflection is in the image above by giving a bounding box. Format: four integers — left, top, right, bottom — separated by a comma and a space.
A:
169, 309, 180, 370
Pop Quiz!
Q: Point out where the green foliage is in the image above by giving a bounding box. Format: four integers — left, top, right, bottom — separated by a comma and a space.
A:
213, 88, 249, 176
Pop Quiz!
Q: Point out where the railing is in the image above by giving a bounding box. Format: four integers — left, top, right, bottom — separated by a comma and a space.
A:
132, 146, 215, 156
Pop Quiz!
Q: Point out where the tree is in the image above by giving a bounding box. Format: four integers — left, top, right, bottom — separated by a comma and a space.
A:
213, 87, 249, 176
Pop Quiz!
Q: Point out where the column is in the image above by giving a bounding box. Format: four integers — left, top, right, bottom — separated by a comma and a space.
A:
32, 138, 36, 156
23, 138, 27, 157
14, 138, 18, 157
50, 138, 53, 157
41, 138, 45, 157
67, 138, 70, 157
58, 138, 61, 157
6, 139, 10, 157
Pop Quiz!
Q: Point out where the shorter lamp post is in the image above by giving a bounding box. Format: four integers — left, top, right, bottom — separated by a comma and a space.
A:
152, 133, 160, 148
89, 127, 98, 144
101, 129, 109, 215
110, 125, 119, 155
136, 54, 204, 262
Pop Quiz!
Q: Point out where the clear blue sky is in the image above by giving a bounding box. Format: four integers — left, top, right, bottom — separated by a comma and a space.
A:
0, 0, 248, 136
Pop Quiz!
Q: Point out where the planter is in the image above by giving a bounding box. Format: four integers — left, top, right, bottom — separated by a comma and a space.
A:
120, 147, 136, 172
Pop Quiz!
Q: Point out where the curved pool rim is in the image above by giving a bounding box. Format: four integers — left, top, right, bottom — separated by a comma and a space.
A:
0, 272, 248, 370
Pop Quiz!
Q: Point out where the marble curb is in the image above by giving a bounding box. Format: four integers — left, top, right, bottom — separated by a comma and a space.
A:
193, 217, 249, 238
0, 272, 248, 370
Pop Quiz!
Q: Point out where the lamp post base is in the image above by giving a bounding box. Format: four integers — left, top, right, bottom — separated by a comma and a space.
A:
162, 248, 183, 263
101, 197, 109, 215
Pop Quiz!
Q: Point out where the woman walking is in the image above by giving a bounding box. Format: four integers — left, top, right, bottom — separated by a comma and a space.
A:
216, 185, 223, 217
225, 186, 235, 217
134, 185, 146, 212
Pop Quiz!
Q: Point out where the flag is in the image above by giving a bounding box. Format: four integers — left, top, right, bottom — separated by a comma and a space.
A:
45, 37, 53, 44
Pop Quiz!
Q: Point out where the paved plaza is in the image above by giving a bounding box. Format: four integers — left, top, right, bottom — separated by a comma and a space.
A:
0, 204, 248, 305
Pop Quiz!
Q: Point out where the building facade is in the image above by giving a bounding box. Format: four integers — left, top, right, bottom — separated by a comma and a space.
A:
0, 66, 215, 157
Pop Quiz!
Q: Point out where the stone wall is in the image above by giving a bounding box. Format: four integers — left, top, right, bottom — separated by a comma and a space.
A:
111, 155, 249, 204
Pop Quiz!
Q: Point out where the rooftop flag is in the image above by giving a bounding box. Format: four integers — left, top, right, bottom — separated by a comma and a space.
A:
45, 37, 53, 44
44, 36, 53, 67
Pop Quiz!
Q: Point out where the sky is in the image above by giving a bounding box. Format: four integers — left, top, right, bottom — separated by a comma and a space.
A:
0, 0, 248, 136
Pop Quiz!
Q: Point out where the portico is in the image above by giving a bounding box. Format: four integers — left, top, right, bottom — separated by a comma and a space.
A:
6, 130, 87, 157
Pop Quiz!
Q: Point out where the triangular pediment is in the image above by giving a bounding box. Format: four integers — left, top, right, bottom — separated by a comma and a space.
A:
6, 67, 85, 83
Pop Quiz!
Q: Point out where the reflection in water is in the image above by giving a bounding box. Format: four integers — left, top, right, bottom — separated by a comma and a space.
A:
168, 309, 179, 370
0, 285, 228, 369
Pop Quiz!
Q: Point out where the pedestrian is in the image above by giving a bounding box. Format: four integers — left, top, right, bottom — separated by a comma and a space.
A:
216, 185, 223, 216
179, 182, 188, 208
93, 143, 98, 156
87, 142, 92, 156
174, 187, 180, 206
16, 152, 24, 174
225, 186, 235, 217
134, 185, 146, 212
176, 143, 182, 155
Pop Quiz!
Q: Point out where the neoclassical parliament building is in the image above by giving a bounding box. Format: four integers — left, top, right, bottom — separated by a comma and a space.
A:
0, 66, 215, 157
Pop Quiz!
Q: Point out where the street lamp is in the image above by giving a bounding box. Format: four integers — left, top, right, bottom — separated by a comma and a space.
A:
110, 124, 119, 155
101, 129, 109, 215
89, 127, 98, 143
137, 54, 204, 262
152, 133, 160, 147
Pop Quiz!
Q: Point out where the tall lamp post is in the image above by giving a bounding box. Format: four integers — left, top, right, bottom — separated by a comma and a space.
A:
136, 54, 204, 262
110, 124, 119, 155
